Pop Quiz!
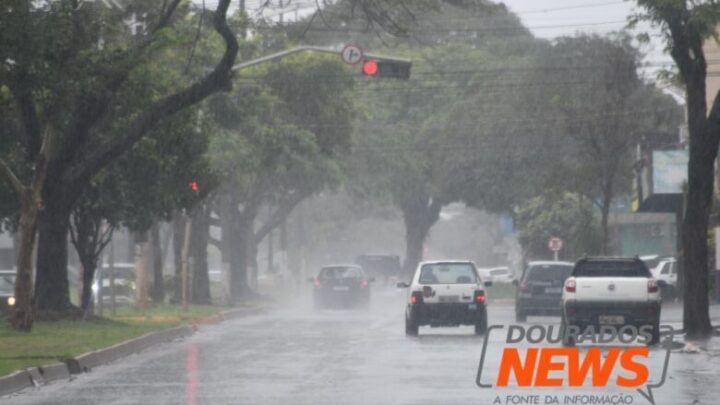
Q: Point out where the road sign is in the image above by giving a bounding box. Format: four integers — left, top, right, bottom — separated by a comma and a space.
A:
548, 237, 563, 252
341, 44, 363, 65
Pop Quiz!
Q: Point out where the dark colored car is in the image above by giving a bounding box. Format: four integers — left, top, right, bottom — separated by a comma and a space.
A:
515, 261, 574, 322
355, 254, 401, 281
310, 265, 374, 309
0, 270, 16, 313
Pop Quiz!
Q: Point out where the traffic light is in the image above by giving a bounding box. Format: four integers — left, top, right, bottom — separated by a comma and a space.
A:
361, 58, 411, 80
188, 180, 199, 193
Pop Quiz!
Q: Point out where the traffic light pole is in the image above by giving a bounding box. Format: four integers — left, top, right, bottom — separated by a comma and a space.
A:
232, 46, 411, 73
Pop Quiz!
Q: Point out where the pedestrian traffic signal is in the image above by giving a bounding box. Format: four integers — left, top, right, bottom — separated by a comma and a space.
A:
360, 58, 411, 80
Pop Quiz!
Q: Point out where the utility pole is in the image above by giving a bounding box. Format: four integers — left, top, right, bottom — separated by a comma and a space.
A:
181, 213, 192, 312
278, 0, 284, 25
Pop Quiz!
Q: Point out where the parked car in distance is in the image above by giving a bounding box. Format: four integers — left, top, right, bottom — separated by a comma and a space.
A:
515, 261, 574, 322
649, 257, 677, 300
0, 270, 16, 313
310, 265, 374, 309
398, 260, 491, 336
478, 266, 515, 283
93, 263, 136, 306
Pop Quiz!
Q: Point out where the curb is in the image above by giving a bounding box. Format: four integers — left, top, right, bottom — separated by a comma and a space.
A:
1, 306, 264, 398
67, 325, 194, 374
0, 371, 33, 396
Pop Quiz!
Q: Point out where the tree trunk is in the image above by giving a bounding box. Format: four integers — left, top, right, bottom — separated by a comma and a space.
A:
134, 231, 149, 308
682, 124, 715, 338
681, 73, 716, 339
227, 212, 255, 301
190, 205, 211, 305
150, 223, 165, 303
10, 196, 38, 331
171, 213, 186, 303
79, 256, 96, 317
35, 205, 74, 314
599, 187, 612, 256
400, 197, 443, 278
403, 222, 426, 279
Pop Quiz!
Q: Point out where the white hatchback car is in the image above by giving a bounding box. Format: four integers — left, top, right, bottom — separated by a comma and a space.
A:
398, 260, 491, 336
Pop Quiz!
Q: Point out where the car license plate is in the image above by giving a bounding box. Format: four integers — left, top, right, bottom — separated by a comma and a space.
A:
545, 287, 562, 293
468, 303, 477, 310
438, 295, 459, 303
598, 315, 624, 325
332, 286, 350, 291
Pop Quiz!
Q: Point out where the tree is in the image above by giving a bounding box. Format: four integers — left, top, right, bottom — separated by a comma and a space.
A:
528, 34, 682, 254
515, 193, 602, 262
349, 39, 546, 276
68, 104, 215, 313
633, 0, 720, 339
0, 0, 238, 326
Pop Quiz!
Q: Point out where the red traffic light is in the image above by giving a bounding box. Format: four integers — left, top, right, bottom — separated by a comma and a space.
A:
188, 180, 199, 193
362, 59, 378, 76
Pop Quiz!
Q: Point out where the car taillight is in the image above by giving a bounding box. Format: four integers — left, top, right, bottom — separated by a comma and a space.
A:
314, 279, 321, 288
410, 291, 423, 305
565, 278, 576, 293
474, 290, 486, 304
648, 279, 659, 293
361, 279, 369, 288
520, 281, 530, 293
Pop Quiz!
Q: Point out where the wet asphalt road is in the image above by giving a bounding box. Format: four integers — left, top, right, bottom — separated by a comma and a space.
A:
5, 288, 720, 405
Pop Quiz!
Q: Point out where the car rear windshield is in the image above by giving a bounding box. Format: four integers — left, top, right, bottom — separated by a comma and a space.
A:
526, 265, 572, 281
319, 267, 362, 280
573, 260, 650, 277
0, 273, 15, 294
419, 263, 477, 285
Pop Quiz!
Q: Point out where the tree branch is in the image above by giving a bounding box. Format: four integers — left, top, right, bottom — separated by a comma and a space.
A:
0, 158, 26, 196
254, 192, 306, 244
65, 0, 238, 186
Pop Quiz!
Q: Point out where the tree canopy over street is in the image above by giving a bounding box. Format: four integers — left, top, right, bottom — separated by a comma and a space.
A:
1, 0, 717, 344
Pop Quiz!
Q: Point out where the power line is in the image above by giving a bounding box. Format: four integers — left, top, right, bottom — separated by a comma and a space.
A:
513, 1, 626, 15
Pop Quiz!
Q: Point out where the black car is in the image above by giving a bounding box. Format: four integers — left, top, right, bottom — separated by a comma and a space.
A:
0, 270, 16, 313
310, 265, 374, 309
515, 261, 574, 322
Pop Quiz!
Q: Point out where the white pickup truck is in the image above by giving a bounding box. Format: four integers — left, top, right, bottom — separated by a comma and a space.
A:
561, 257, 661, 346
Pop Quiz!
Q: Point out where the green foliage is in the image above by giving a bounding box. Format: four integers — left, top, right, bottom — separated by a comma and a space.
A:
524, 34, 683, 203
515, 193, 602, 261
209, 53, 355, 211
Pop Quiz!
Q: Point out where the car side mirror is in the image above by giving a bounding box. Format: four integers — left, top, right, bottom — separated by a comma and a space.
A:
396, 282, 409, 288
511, 279, 519, 286
484, 281, 493, 287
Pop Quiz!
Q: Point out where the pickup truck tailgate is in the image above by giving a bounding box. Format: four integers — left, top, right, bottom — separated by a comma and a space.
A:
575, 277, 648, 301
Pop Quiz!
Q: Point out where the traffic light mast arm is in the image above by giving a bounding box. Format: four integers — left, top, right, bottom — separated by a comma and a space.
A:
232, 46, 411, 72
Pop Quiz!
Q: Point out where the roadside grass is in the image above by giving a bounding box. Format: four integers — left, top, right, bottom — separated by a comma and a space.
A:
0, 318, 170, 377
485, 282, 516, 300
0, 303, 225, 377
109, 303, 224, 322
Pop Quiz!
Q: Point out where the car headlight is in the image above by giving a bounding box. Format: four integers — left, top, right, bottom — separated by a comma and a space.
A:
7, 297, 15, 306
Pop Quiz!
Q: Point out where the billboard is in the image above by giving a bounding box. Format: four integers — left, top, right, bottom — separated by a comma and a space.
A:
652, 150, 688, 194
